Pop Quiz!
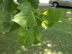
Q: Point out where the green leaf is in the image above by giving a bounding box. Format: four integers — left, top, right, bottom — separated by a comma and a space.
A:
13, 2, 36, 30
41, 20, 54, 28
53, 11, 63, 22
17, 0, 27, 4
17, 27, 27, 36
9, 22, 20, 33
2, 21, 11, 29
33, 9, 43, 26
27, 0, 39, 9
2, 12, 11, 29
43, 7, 63, 22
35, 16, 42, 26
35, 13, 43, 26
4, 12, 11, 21
17, 27, 34, 47
0, 0, 18, 12
48, 7, 55, 16
27, 28, 34, 42
42, 7, 63, 28
48, 21, 54, 27
33, 26, 42, 44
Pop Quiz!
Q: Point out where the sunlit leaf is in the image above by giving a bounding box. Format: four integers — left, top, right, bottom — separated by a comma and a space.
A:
13, 2, 36, 30
42, 7, 63, 28
41, 21, 48, 29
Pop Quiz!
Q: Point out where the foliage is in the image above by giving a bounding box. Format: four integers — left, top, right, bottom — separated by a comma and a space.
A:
0, 0, 63, 47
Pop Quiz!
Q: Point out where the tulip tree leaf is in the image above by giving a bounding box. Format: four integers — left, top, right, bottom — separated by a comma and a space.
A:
2, 21, 11, 29
17, 27, 27, 36
33, 26, 42, 44
0, 0, 18, 12
35, 16, 42, 26
9, 22, 20, 33
35, 14, 43, 26
42, 7, 63, 28
4, 13, 11, 21
13, 2, 36, 30
2, 13, 11, 29
33, 10, 43, 26
17, 27, 34, 47
27, 0, 39, 9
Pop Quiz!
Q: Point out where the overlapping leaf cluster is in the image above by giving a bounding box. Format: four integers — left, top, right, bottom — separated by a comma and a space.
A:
0, 0, 63, 47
